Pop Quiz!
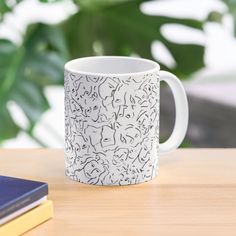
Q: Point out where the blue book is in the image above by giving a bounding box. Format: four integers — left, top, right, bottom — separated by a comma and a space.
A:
0, 176, 48, 220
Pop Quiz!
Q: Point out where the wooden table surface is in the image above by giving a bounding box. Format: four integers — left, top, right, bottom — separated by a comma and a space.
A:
0, 149, 236, 236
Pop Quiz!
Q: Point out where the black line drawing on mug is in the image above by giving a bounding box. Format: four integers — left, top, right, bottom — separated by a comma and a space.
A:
69, 72, 76, 81
132, 75, 145, 84
136, 109, 150, 135
65, 105, 73, 135
127, 147, 141, 161
119, 124, 141, 147
90, 91, 99, 100
142, 163, 155, 180
112, 147, 129, 166
83, 100, 101, 122
97, 112, 113, 123
100, 125, 116, 148
98, 77, 120, 108
73, 75, 83, 89
77, 81, 93, 98
121, 76, 131, 86
85, 75, 101, 83
112, 86, 125, 108
131, 145, 150, 168
74, 153, 109, 185
133, 89, 148, 106
65, 71, 160, 185
116, 103, 137, 123
65, 138, 77, 167
65, 122, 72, 140
65, 85, 71, 98
125, 164, 143, 185
70, 76, 84, 100
143, 77, 159, 99
74, 134, 90, 156
119, 177, 132, 185
84, 125, 102, 151
108, 172, 120, 185
98, 77, 119, 100
150, 107, 159, 124
70, 98, 83, 114
71, 115, 86, 133
149, 96, 159, 110
65, 96, 71, 112
138, 76, 150, 90
133, 137, 154, 168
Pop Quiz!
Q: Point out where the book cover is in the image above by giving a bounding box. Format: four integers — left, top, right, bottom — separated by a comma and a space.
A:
0, 175, 48, 219
0, 200, 53, 236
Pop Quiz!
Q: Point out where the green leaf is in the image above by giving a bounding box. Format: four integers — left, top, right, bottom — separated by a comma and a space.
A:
39, 0, 62, 2
0, 105, 19, 142
164, 42, 204, 78
0, 40, 18, 90
0, 1, 11, 17
62, 0, 204, 77
207, 11, 224, 23
62, 11, 95, 58
75, 0, 133, 11
0, 24, 68, 141
11, 81, 50, 123
0, 0, 22, 19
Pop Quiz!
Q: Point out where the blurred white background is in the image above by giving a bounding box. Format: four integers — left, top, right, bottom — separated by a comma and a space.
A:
1, 0, 236, 147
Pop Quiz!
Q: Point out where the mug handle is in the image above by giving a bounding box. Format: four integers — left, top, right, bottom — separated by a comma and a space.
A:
159, 71, 189, 154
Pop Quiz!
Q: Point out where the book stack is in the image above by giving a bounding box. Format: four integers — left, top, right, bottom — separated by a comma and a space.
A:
0, 176, 53, 236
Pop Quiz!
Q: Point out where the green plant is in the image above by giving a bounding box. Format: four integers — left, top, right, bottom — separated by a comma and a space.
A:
0, 0, 205, 146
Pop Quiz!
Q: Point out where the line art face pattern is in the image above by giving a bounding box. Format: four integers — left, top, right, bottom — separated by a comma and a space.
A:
64, 70, 160, 185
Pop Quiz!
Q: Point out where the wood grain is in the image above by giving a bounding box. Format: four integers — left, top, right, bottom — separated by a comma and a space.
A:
0, 149, 236, 236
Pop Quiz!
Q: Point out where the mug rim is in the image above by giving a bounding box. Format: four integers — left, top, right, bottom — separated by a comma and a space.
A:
64, 56, 160, 77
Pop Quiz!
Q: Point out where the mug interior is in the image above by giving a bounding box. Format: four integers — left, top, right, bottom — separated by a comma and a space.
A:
65, 56, 159, 75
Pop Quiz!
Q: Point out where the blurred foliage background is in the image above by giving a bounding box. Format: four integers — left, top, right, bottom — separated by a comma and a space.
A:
0, 0, 235, 147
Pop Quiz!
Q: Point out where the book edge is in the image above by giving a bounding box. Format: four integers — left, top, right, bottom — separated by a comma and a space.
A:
0, 196, 47, 225
0, 200, 53, 236
0, 181, 48, 219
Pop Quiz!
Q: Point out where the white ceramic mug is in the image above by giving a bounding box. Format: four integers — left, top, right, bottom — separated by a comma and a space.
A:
64, 56, 188, 185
